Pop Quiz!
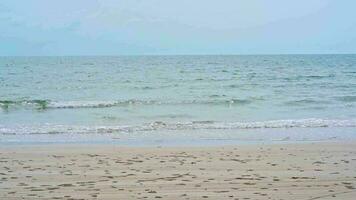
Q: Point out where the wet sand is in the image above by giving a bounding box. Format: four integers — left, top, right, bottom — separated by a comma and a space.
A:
1, 142, 356, 199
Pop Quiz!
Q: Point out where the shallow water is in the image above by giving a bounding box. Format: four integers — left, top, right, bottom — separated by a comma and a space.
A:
1, 55, 356, 144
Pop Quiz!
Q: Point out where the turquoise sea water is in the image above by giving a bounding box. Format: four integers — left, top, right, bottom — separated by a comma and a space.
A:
1, 55, 356, 145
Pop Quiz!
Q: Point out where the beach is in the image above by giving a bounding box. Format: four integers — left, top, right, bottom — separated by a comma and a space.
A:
1, 56, 356, 199
2, 0, 356, 199
1, 141, 356, 199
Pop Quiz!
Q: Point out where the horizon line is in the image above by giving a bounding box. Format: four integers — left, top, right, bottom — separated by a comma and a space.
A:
1, 53, 356, 57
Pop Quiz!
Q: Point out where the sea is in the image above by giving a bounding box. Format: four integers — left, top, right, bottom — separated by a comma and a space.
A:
1, 55, 356, 145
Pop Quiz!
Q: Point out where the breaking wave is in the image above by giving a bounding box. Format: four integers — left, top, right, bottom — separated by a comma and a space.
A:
0, 98, 260, 110
1, 118, 356, 135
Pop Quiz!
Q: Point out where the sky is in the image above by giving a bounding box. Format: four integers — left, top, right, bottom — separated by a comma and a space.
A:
1, 0, 356, 56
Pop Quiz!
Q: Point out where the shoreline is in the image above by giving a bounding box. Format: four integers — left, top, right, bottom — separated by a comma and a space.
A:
2, 126, 356, 147
1, 141, 356, 199
0, 138, 354, 147
0, 138, 353, 148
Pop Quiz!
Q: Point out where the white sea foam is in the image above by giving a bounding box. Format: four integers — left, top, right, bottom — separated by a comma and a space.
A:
1, 118, 356, 135
47, 99, 257, 109
0, 98, 261, 110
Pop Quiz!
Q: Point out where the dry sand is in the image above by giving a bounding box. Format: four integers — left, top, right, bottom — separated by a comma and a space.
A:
1, 142, 356, 200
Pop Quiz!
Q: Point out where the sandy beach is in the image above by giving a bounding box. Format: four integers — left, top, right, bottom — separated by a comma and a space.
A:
0, 142, 355, 199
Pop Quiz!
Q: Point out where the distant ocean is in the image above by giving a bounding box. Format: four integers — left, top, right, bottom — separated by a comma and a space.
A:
1, 55, 356, 145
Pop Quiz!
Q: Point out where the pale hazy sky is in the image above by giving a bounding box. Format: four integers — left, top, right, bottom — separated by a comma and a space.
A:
1, 0, 356, 55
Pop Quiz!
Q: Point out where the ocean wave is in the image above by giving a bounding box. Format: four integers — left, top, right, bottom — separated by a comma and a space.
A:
48, 100, 152, 109
283, 99, 330, 106
0, 98, 260, 110
0, 100, 49, 110
1, 118, 356, 135
334, 96, 356, 103
282, 74, 336, 81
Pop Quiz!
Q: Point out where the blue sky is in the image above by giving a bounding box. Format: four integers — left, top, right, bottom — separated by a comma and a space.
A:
1, 0, 356, 55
